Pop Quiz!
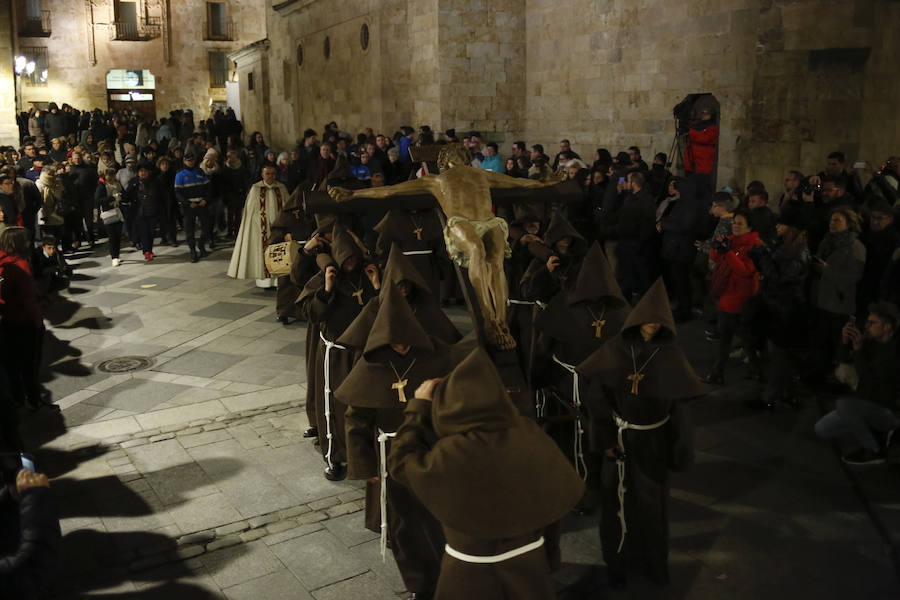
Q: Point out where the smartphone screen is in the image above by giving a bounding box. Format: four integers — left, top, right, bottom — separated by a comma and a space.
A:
618, 176, 626, 185
20, 454, 35, 473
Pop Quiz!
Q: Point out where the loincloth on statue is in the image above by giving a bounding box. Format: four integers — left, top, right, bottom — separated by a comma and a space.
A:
443, 215, 512, 269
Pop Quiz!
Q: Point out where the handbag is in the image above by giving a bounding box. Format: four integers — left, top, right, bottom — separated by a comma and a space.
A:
100, 207, 124, 224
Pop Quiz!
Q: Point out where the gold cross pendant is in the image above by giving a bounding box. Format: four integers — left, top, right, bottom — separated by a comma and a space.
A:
391, 379, 408, 403
352, 289, 365, 305
591, 319, 606, 339
626, 373, 645, 395
413, 227, 423, 241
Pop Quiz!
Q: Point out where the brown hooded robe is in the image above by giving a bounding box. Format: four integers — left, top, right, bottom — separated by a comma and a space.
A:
533, 241, 631, 482
271, 197, 314, 319
576, 278, 708, 584
374, 208, 446, 298
335, 283, 450, 597
389, 348, 585, 600
296, 225, 377, 468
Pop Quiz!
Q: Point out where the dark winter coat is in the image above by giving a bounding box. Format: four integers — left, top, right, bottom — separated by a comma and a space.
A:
710, 230, 762, 314
684, 121, 718, 174
0, 485, 61, 600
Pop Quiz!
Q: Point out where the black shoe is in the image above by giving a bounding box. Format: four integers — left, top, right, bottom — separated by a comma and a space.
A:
705, 332, 721, 342
199, 247, 209, 258
303, 427, 318, 438
189, 249, 199, 263
701, 373, 724, 385
276, 315, 291, 324
842, 449, 885, 465
324, 463, 346, 481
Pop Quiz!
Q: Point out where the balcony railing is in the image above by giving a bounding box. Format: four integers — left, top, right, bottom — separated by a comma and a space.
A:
19, 10, 51, 37
111, 17, 162, 41
204, 18, 236, 41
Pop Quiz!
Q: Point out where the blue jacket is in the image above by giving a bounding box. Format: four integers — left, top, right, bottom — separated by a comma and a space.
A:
481, 154, 503, 173
174, 167, 210, 206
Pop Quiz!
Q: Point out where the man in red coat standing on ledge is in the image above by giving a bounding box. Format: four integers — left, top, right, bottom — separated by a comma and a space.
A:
683, 107, 719, 203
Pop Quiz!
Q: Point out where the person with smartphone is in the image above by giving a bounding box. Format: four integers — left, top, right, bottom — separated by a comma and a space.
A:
814, 302, 900, 464
0, 460, 61, 598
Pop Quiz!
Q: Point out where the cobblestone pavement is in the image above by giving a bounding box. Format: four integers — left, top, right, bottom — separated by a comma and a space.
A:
22, 241, 900, 599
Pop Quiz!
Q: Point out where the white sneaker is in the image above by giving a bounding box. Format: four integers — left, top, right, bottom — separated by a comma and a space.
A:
112, 258, 120, 267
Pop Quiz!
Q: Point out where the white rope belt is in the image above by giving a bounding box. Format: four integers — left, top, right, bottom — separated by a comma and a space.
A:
377, 429, 397, 562
612, 411, 670, 553
402, 250, 433, 256
535, 388, 547, 420
320, 331, 347, 471
445, 536, 544, 564
552, 355, 587, 481
507, 298, 547, 309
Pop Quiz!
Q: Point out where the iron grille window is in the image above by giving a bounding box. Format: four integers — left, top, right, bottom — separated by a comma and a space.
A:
20, 46, 48, 86
209, 51, 228, 88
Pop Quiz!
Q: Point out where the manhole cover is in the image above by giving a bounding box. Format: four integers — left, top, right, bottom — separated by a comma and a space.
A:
96, 356, 154, 373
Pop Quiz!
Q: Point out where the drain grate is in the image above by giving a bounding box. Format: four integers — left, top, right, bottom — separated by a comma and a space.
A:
96, 356, 155, 373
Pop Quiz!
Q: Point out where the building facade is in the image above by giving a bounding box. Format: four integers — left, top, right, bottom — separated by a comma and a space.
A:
1, 0, 266, 145
233, 0, 900, 192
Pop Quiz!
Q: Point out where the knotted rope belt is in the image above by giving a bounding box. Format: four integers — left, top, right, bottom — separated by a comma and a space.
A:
552, 355, 588, 481
402, 250, 433, 256
507, 298, 547, 309
319, 331, 347, 471
612, 411, 670, 553
377, 429, 398, 561
445, 536, 545, 564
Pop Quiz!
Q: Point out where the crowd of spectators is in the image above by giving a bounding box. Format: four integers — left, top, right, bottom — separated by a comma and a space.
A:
0, 100, 899, 596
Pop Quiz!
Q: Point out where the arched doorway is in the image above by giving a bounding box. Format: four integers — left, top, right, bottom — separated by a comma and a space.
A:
106, 69, 157, 121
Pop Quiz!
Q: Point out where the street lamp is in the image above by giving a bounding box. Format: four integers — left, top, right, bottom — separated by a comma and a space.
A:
14, 55, 26, 74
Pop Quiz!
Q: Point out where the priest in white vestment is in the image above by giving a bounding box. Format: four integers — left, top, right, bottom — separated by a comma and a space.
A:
227, 164, 287, 287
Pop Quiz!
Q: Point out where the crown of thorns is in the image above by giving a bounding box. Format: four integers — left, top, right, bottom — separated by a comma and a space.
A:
437, 143, 472, 171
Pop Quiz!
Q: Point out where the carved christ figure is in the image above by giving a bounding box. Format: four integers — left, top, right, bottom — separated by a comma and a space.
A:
329, 144, 562, 350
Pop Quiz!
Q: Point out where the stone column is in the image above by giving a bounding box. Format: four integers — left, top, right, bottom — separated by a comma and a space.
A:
0, 1, 19, 146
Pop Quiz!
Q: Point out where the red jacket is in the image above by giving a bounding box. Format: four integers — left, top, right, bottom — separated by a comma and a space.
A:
684, 123, 718, 174
0, 251, 42, 326
710, 231, 761, 314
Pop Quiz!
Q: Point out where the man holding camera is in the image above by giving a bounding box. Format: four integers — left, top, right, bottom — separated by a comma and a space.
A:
814, 302, 900, 465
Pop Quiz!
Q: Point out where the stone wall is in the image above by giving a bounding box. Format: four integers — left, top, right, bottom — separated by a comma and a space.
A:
247, 0, 900, 193
14, 0, 266, 120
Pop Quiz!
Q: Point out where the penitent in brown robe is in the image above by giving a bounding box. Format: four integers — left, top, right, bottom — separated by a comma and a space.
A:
373, 208, 447, 298
389, 348, 585, 600
335, 283, 451, 599
576, 278, 708, 586
296, 226, 376, 472
534, 241, 631, 482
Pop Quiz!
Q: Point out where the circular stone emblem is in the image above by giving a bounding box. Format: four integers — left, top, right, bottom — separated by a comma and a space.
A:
97, 356, 155, 373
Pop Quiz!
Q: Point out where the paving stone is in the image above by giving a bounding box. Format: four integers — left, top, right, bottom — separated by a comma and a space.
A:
192, 301, 263, 320
264, 519, 299, 535
323, 512, 379, 548
309, 497, 340, 511
278, 505, 312, 519
297, 511, 328, 525
85, 379, 192, 413
248, 514, 279, 529
176, 544, 206, 560
215, 521, 250, 537
261, 523, 324, 546
178, 531, 216, 546
179, 428, 232, 449
206, 534, 243, 552
177, 427, 203, 436
325, 502, 364, 519
153, 349, 245, 378
168, 492, 243, 534
203, 422, 228, 431
239, 528, 269, 543
149, 432, 176, 442
200, 541, 283, 590
269, 529, 368, 590
311, 570, 399, 600
222, 568, 313, 600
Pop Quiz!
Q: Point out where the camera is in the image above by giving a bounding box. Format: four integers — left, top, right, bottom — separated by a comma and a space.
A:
799, 176, 822, 198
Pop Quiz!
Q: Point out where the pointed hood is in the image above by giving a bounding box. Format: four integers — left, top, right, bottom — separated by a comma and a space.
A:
330, 225, 362, 269
390, 347, 586, 538
336, 299, 379, 349
382, 243, 433, 303
431, 348, 519, 438
362, 283, 433, 357
568, 241, 628, 308
620, 278, 676, 345
314, 213, 336, 235
542, 212, 587, 256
